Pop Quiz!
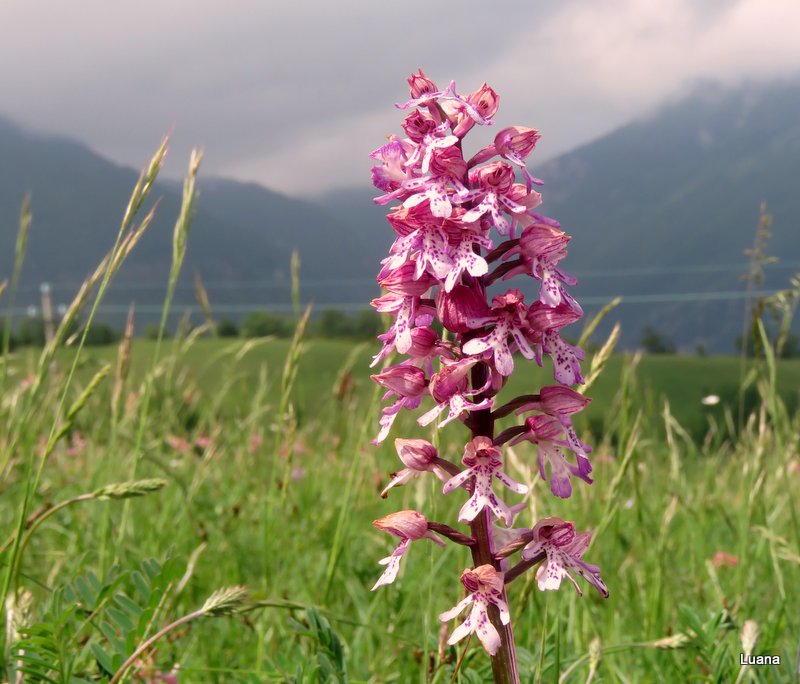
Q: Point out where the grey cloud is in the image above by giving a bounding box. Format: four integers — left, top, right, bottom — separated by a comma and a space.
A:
1, 0, 798, 193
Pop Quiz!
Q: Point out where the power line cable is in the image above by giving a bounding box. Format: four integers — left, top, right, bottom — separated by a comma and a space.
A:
12, 260, 800, 293
6, 289, 788, 317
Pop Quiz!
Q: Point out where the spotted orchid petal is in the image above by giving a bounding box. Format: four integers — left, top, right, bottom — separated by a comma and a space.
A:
522, 518, 608, 598
440, 566, 509, 656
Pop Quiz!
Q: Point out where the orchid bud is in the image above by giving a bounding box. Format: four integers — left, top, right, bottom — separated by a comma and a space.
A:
407, 326, 439, 358
523, 414, 564, 442
540, 386, 591, 416
505, 183, 543, 214
407, 69, 438, 100
429, 358, 478, 403
373, 509, 431, 540
379, 261, 437, 296
394, 438, 438, 471
518, 221, 570, 260
527, 301, 581, 332
494, 126, 541, 159
436, 284, 489, 333
371, 365, 426, 397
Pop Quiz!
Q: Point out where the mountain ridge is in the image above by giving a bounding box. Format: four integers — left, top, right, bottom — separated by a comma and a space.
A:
2, 77, 800, 351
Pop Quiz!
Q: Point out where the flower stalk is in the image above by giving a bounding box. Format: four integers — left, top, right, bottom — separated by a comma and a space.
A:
368, 70, 608, 682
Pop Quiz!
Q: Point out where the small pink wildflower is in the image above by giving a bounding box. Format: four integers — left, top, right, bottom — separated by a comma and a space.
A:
462, 289, 534, 376
166, 435, 191, 454
248, 433, 262, 453
439, 565, 509, 655
522, 517, 608, 597
66, 432, 87, 457
371, 364, 428, 444
442, 437, 527, 525
372, 510, 444, 590
381, 438, 449, 497
417, 358, 492, 429
711, 551, 739, 567
194, 434, 212, 450
510, 414, 592, 498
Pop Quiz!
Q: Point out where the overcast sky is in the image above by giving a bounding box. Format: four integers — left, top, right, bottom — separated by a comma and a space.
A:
2, 0, 799, 196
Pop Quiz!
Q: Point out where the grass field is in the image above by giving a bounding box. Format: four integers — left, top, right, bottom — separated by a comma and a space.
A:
1, 153, 798, 683
17, 337, 800, 432
2, 333, 799, 682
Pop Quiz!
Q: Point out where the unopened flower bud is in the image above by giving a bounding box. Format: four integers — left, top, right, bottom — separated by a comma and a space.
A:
505, 183, 543, 213
395, 438, 438, 470
371, 365, 427, 397
429, 358, 478, 403
540, 386, 590, 416
379, 262, 437, 296
523, 414, 564, 442
436, 285, 489, 333
408, 69, 438, 100
407, 326, 439, 358
527, 301, 581, 332
494, 126, 541, 158
373, 510, 430, 540
518, 221, 570, 260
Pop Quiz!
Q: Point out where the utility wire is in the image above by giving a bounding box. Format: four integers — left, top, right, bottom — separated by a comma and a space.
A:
6, 289, 787, 317
9, 260, 800, 294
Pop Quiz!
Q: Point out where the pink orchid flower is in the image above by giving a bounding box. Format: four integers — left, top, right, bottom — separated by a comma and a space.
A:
462, 289, 535, 376
522, 517, 608, 597
372, 510, 445, 589
442, 436, 528, 525
381, 438, 449, 497
510, 414, 592, 498
417, 358, 493, 429
439, 565, 509, 655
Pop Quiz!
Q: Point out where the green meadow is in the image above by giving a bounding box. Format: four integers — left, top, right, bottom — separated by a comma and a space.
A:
2, 332, 799, 682
1, 150, 798, 683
